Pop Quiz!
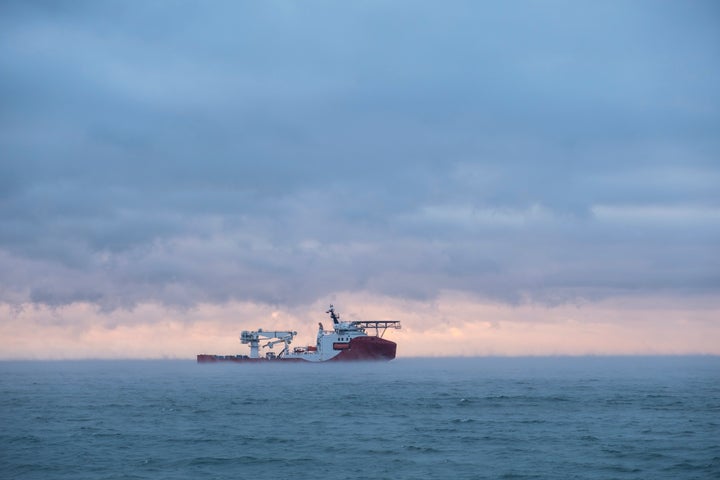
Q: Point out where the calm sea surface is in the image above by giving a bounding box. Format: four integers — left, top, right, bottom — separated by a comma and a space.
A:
1, 357, 718, 479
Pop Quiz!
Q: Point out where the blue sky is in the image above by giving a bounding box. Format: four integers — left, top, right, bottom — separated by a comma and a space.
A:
0, 1, 718, 356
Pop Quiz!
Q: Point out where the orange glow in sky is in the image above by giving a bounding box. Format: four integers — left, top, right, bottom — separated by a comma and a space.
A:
2, 292, 718, 359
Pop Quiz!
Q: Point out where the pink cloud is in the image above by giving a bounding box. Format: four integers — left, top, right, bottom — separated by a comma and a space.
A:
1, 292, 718, 359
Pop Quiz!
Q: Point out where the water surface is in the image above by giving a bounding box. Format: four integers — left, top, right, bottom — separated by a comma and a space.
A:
1, 357, 718, 479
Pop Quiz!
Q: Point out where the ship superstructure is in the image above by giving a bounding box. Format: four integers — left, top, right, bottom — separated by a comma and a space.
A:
197, 305, 401, 363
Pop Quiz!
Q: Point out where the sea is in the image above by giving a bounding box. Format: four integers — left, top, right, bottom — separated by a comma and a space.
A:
1, 357, 718, 480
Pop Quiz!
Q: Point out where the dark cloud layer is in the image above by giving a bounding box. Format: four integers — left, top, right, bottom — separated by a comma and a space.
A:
1, 1, 719, 311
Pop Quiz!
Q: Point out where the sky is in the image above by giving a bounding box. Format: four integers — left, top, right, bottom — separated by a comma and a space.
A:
1, 1, 719, 358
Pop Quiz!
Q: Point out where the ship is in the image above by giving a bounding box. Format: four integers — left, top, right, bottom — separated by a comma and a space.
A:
197, 305, 401, 363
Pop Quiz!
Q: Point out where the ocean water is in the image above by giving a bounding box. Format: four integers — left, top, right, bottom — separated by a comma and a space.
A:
1, 357, 718, 479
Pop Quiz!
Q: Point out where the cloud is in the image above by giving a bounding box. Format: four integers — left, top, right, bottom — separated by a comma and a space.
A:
2, 293, 719, 359
0, 1, 718, 319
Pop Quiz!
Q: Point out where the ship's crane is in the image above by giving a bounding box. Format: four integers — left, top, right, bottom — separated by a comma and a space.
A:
240, 329, 297, 358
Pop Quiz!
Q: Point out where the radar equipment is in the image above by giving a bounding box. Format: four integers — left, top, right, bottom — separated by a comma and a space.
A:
327, 305, 341, 324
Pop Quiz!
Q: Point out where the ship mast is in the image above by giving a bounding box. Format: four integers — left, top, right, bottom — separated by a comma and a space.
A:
326, 304, 341, 324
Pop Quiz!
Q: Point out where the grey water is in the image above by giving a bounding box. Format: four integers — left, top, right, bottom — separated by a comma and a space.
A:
1, 357, 718, 480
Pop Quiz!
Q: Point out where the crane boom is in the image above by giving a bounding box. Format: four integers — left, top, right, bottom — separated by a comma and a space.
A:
240, 329, 297, 358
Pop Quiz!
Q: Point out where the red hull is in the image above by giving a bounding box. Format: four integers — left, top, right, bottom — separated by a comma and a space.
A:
331, 336, 396, 361
197, 336, 396, 363
196, 355, 304, 363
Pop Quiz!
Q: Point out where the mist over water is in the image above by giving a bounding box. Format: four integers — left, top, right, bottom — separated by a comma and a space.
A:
1, 357, 718, 479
